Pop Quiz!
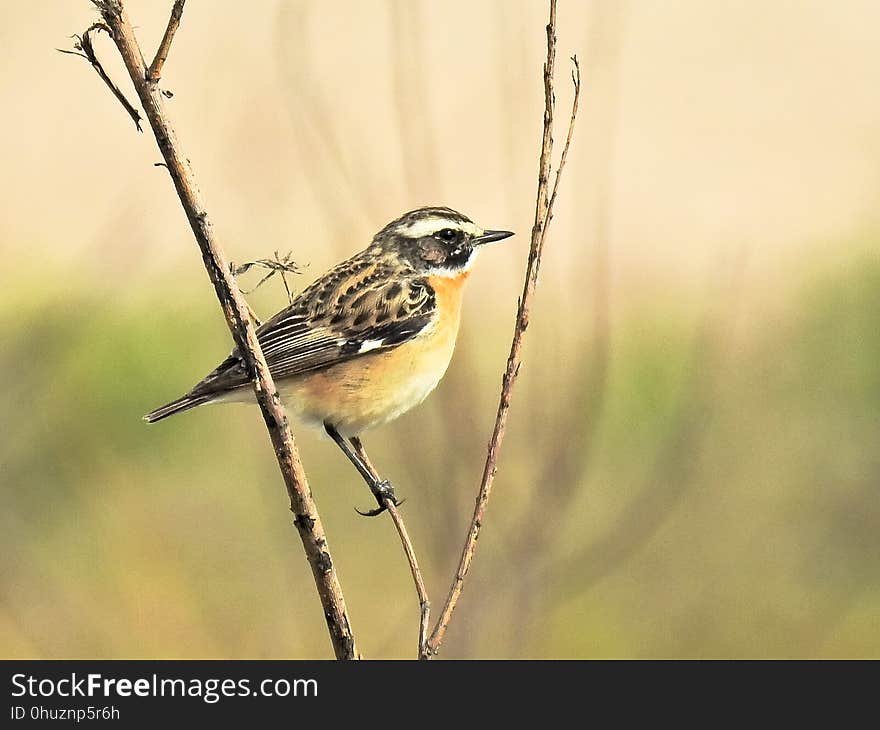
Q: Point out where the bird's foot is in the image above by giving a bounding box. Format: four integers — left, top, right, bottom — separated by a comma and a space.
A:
356, 479, 404, 517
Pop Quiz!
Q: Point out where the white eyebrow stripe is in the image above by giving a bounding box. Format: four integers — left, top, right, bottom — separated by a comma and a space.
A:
401, 218, 483, 239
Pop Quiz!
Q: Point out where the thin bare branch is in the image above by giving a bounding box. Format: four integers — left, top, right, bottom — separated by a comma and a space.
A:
147, 0, 185, 81
349, 437, 430, 658
425, 0, 580, 657
386, 502, 431, 659
83, 0, 358, 659
58, 23, 142, 131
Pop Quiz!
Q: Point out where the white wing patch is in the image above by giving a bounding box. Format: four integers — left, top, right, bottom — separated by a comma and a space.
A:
358, 339, 385, 353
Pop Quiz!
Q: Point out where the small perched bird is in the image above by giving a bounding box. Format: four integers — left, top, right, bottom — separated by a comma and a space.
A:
145, 207, 514, 514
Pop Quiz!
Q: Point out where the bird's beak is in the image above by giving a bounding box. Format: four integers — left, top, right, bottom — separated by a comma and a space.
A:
473, 229, 515, 246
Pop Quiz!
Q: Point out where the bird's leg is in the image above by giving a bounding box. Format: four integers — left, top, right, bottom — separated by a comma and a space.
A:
324, 423, 400, 517
350, 436, 405, 513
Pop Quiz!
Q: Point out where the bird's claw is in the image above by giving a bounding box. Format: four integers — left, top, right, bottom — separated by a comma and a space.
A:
355, 480, 405, 517
355, 497, 406, 518
355, 504, 387, 517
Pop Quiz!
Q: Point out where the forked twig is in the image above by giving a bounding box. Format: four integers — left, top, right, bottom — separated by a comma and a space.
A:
548, 57, 581, 215
148, 0, 185, 81
74, 0, 359, 660
57, 22, 142, 131
424, 0, 581, 657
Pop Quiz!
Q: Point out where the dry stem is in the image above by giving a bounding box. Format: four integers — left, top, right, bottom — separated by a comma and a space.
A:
425, 0, 581, 656
79, 0, 358, 659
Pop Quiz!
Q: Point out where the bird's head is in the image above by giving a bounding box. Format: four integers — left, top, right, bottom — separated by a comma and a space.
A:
373, 206, 514, 276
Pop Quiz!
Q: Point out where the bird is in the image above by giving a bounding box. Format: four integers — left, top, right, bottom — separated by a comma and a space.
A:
144, 206, 514, 515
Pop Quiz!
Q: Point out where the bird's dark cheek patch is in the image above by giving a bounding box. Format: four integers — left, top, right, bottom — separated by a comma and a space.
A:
442, 245, 473, 270
418, 240, 447, 264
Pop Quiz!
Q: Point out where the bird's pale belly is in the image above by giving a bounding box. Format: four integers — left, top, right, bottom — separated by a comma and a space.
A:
279, 317, 458, 435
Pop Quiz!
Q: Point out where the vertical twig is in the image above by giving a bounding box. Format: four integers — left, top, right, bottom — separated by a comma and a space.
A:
425, 0, 580, 657
80, 0, 358, 659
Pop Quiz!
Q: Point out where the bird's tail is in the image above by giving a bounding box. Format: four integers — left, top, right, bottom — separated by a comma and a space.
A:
143, 392, 212, 423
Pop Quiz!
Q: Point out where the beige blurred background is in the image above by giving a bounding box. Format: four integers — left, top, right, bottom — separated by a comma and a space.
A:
1, 0, 878, 658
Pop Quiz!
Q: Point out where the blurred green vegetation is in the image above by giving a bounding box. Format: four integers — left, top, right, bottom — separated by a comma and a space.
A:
2, 245, 878, 658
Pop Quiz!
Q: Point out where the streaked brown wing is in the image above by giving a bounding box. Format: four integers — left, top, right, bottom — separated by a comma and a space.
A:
190, 260, 436, 397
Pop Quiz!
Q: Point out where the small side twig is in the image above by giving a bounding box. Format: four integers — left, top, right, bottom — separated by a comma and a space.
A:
548, 57, 580, 216
58, 23, 142, 131
232, 251, 303, 304
425, 0, 580, 657
231, 251, 304, 325
147, 0, 185, 82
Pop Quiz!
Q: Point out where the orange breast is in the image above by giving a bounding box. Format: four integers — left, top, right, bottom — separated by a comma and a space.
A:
280, 272, 469, 435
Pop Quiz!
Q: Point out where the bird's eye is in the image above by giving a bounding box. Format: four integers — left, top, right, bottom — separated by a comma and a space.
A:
436, 228, 457, 242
